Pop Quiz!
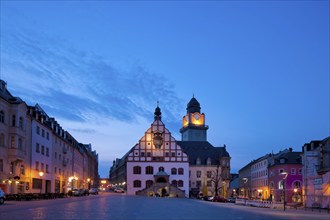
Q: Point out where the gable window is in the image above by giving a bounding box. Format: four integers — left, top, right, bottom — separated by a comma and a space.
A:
133, 166, 141, 174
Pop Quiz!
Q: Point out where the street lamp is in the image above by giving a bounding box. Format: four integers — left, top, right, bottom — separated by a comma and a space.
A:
39, 171, 44, 194
280, 172, 288, 211
87, 178, 91, 190
242, 178, 248, 199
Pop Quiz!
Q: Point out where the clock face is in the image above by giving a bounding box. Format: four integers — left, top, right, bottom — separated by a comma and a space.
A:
194, 114, 200, 120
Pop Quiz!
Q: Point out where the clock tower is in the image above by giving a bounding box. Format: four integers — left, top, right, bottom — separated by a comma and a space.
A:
180, 96, 208, 141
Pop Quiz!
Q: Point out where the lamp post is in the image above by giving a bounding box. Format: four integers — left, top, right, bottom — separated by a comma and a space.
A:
39, 171, 44, 194
87, 178, 91, 190
242, 178, 248, 205
280, 172, 288, 211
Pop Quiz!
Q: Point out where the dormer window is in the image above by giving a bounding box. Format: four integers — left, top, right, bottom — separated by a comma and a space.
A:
206, 157, 211, 165
280, 158, 285, 164
196, 157, 201, 165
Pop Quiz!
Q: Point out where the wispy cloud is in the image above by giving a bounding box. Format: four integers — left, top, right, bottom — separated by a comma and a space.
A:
0, 9, 183, 128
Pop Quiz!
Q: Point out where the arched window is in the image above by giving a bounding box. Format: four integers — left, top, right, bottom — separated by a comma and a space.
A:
171, 168, 177, 175
0, 111, 4, 123
0, 133, 4, 147
159, 167, 164, 172
196, 157, 201, 165
146, 180, 153, 188
133, 180, 141, 188
178, 168, 184, 175
292, 181, 301, 189
178, 180, 184, 187
278, 180, 284, 190
145, 166, 154, 175
133, 166, 141, 174
171, 180, 177, 186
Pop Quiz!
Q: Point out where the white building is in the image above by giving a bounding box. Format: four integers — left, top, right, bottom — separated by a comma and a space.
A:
110, 105, 190, 197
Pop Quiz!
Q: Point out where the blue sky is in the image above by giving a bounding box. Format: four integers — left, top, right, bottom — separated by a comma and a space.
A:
1, 1, 329, 178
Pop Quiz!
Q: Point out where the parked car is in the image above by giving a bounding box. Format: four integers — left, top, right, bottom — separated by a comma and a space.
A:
212, 196, 227, 203
0, 188, 5, 205
72, 189, 83, 196
202, 196, 213, 201
89, 188, 98, 195
114, 188, 125, 193
227, 197, 236, 203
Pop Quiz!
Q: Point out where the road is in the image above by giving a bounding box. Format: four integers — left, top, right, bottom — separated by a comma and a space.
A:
0, 192, 329, 220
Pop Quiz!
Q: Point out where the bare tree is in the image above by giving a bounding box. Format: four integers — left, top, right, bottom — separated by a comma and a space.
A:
211, 160, 222, 196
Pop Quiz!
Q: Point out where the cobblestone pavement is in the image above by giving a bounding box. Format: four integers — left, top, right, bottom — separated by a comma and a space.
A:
0, 193, 329, 220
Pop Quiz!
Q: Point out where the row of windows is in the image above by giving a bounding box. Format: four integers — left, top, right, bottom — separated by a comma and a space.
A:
133, 166, 184, 175
134, 151, 181, 157
0, 134, 24, 149
36, 126, 50, 140
132, 180, 184, 188
0, 111, 24, 129
36, 143, 49, 156
35, 161, 49, 173
252, 170, 268, 178
252, 160, 267, 170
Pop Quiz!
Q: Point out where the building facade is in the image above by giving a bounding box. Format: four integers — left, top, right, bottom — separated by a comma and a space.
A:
110, 97, 231, 199
0, 80, 99, 194
178, 97, 231, 198
110, 105, 190, 197
301, 137, 330, 208
268, 149, 302, 203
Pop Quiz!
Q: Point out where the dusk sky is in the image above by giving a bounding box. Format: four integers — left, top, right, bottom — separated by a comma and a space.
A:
0, 1, 329, 178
